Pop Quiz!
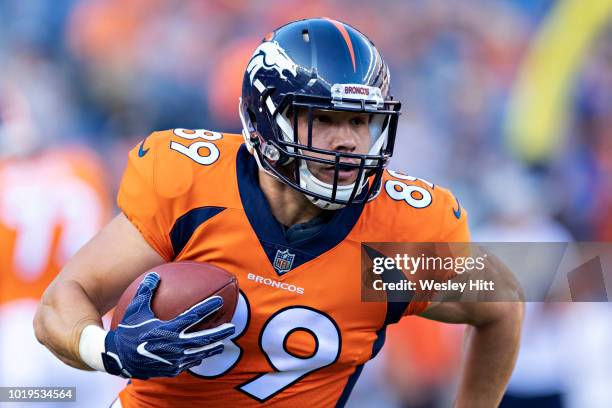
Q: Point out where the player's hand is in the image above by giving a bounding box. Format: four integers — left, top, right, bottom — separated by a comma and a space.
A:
101, 272, 235, 379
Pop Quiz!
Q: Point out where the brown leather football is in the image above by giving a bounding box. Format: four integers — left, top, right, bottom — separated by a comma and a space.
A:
111, 261, 238, 331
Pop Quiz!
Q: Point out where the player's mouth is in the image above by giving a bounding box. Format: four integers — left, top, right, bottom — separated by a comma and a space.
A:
320, 164, 359, 184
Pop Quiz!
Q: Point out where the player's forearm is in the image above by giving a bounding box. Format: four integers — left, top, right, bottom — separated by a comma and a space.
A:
454, 302, 523, 408
34, 279, 103, 371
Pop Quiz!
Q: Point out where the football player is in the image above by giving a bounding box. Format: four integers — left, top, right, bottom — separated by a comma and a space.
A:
35, 18, 523, 407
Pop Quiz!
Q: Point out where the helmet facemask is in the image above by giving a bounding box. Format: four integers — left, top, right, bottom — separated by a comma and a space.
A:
240, 88, 401, 210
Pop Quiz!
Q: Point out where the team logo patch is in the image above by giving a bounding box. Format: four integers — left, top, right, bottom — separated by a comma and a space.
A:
273, 249, 295, 274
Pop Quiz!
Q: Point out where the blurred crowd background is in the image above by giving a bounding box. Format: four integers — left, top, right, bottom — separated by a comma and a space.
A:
0, 0, 610, 407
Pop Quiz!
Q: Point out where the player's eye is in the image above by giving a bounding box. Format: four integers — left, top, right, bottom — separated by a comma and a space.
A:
349, 115, 368, 126
313, 114, 332, 124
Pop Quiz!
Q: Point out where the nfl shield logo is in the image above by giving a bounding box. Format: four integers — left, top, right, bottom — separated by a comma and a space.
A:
273, 249, 295, 274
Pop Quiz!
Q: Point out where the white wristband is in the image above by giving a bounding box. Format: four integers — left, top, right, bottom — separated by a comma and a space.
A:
79, 325, 108, 372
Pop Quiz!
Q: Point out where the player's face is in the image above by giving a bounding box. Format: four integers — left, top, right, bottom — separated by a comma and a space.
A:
295, 109, 371, 185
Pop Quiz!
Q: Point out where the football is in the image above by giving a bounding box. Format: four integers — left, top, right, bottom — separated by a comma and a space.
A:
111, 261, 239, 331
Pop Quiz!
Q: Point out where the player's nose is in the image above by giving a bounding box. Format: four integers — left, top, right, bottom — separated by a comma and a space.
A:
329, 122, 357, 153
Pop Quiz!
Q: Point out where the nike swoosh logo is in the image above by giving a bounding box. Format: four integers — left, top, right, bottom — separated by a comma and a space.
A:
137, 342, 171, 365
452, 197, 461, 219
138, 139, 149, 157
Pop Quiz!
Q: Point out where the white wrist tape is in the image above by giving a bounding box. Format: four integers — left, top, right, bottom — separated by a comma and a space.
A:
79, 325, 108, 372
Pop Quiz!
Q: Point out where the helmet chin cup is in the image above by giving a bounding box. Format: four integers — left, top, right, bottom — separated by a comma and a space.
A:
297, 159, 367, 210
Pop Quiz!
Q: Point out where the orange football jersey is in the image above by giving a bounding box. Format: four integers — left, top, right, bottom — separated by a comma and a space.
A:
0, 148, 110, 304
116, 129, 470, 407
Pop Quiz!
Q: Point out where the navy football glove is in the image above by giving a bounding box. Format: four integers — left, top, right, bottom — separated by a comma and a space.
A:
102, 272, 235, 379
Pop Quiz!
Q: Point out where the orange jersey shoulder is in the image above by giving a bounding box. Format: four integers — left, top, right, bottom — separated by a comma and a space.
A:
117, 129, 243, 260
352, 169, 470, 243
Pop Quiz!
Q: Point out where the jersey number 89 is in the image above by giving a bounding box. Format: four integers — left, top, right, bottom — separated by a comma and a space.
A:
189, 292, 341, 402
385, 169, 433, 208
169, 128, 223, 165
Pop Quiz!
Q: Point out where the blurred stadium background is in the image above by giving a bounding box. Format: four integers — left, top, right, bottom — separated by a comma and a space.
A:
0, 0, 610, 407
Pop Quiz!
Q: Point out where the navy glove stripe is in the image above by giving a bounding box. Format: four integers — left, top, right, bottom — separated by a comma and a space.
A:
184, 341, 224, 355
179, 322, 235, 340
178, 295, 223, 317
117, 318, 160, 329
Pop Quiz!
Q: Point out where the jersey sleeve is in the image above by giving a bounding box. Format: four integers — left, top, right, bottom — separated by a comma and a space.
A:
404, 188, 471, 316
438, 189, 470, 242
117, 131, 195, 261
